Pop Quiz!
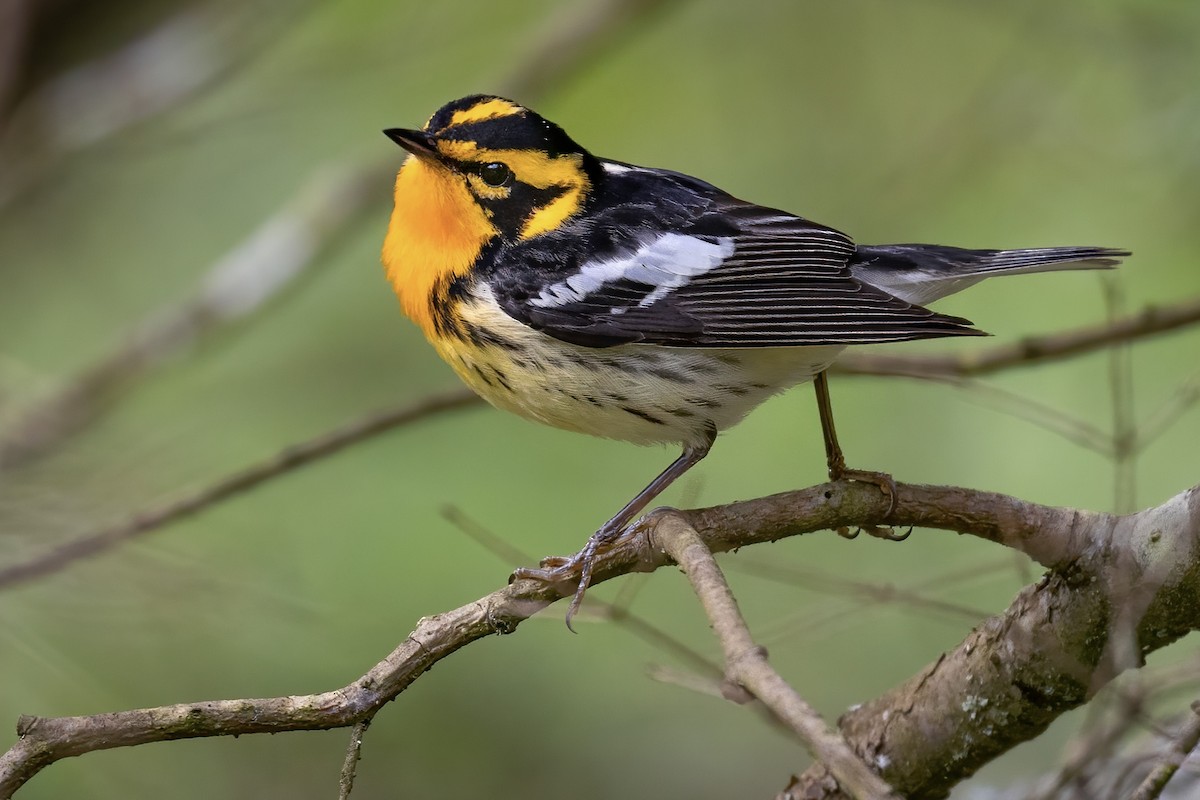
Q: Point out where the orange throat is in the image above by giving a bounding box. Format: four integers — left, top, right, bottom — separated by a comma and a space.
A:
381, 156, 498, 339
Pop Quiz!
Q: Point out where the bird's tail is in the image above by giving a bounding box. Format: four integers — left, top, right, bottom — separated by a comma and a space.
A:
850, 244, 1130, 306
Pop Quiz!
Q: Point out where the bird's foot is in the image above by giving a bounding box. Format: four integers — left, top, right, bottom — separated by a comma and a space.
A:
510, 522, 630, 632
829, 466, 897, 518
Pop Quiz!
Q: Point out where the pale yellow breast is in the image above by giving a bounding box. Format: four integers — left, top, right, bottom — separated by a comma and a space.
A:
431, 285, 845, 448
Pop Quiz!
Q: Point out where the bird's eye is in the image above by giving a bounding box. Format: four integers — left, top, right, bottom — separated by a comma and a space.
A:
479, 162, 512, 187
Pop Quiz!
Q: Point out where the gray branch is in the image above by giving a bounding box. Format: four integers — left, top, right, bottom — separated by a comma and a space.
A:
1, 480, 1197, 798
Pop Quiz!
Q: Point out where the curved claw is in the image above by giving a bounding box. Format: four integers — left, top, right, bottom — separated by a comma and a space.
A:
836, 526, 859, 540
510, 520, 637, 632
858, 524, 913, 542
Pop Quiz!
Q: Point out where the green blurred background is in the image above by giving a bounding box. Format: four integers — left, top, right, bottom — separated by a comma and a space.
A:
1, 1, 1198, 797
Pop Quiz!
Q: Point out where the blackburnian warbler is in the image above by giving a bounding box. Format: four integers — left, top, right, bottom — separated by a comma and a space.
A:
381, 95, 1127, 627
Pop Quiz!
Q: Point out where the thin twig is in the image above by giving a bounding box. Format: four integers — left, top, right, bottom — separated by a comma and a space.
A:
940, 376, 1114, 456
0, 161, 383, 470
1103, 276, 1138, 513
1136, 368, 1200, 453
602, 602, 722, 679
1128, 701, 1200, 800
441, 503, 534, 567
644, 662, 810, 744
728, 555, 995, 623
645, 664, 726, 698
337, 716, 373, 800
1028, 657, 1200, 799
832, 295, 1200, 379
652, 513, 901, 800
0, 389, 479, 591
444, 502, 719, 672
1030, 684, 1148, 800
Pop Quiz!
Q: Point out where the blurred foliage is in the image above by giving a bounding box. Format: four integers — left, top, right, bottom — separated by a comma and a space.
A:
0, 1, 1198, 798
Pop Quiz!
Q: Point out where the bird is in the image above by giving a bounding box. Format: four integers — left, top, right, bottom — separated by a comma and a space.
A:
380, 94, 1127, 628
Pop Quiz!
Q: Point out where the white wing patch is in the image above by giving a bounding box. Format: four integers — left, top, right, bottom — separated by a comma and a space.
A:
600, 161, 656, 176
529, 233, 736, 309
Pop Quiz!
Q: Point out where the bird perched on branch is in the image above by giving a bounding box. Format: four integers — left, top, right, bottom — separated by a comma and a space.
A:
381, 94, 1127, 628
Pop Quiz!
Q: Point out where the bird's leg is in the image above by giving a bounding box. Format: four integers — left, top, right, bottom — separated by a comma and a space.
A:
813, 370, 897, 519
512, 427, 716, 631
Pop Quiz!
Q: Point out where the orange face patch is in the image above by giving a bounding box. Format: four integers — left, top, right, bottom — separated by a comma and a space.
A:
381, 156, 498, 338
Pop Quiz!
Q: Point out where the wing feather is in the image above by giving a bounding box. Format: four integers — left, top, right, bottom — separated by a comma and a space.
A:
491, 170, 984, 348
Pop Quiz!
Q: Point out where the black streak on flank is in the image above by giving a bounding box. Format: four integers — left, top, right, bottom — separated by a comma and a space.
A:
471, 364, 495, 388
464, 320, 520, 352
489, 366, 514, 392
639, 364, 689, 382
621, 406, 665, 426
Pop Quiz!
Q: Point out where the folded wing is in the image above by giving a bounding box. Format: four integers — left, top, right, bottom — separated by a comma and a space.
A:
501, 197, 984, 349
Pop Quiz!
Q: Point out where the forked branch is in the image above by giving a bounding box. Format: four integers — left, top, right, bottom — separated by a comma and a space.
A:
2, 480, 1197, 799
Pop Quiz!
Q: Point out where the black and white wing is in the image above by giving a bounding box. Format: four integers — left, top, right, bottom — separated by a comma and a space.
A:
493, 185, 985, 349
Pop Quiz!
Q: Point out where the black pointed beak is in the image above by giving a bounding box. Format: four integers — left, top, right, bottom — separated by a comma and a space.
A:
383, 127, 438, 158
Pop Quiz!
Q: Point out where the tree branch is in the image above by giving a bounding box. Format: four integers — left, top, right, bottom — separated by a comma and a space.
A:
0, 389, 479, 591
337, 716, 373, 800
833, 295, 1200, 379
782, 483, 1200, 800
0, 162, 382, 470
654, 513, 900, 799
2, 480, 1197, 798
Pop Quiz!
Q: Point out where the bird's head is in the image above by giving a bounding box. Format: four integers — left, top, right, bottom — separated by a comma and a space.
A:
381, 96, 599, 332
384, 95, 599, 247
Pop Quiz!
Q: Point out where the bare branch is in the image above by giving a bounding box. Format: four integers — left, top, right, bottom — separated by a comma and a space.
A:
441, 503, 534, 567
832, 295, 1200, 379
337, 716, 373, 800
728, 555, 994, 626
1030, 683, 1149, 800
0, 572, 561, 798
653, 513, 900, 799
783, 484, 1200, 800
0, 389, 479, 591
933, 376, 1114, 456
1103, 276, 1138, 513
3, 480, 1196, 798
1137, 368, 1200, 453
